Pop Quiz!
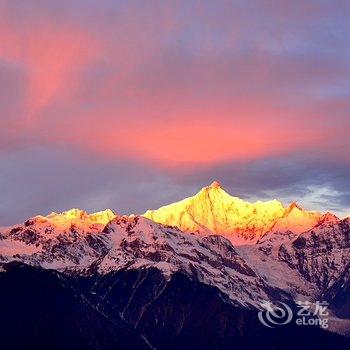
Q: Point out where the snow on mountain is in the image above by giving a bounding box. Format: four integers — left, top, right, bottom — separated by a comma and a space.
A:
238, 239, 318, 300
238, 215, 350, 305
143, 182, 328, 245
0, 186, 349, 315
269, 202, 323, 234
0, 213, 287, 308
97, 216, 286, 307
46, 208, 116, 227
0, 209, 116, 269
278, 217, 350, 290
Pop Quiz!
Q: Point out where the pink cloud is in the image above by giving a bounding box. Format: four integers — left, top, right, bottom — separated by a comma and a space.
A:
0, 0, 349, 168
0, 19, 99, 120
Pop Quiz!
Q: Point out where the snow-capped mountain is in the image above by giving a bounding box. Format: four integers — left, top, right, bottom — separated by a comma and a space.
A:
143, 181, 331, 245
269, 202, 325, 235
239, 216, 350, 300
0, 208, 116, 270
278, 217, 350, 290
0, 182, 349, 340
0, 213, 288, 308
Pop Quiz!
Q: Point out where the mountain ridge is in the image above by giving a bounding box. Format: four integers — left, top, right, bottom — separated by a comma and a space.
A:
0, 182, 339, 246
0, 183, 349, 338
143, 182, 334, 244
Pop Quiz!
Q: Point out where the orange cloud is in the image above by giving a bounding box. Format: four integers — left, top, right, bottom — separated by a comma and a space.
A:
37, 103, 338, 167
25, 28, 99, 119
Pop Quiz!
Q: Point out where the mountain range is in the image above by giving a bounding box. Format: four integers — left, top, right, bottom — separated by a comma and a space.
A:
0, 182, 349, 349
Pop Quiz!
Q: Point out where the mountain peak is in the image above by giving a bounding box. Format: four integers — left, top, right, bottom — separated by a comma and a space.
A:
90, 209, 116, 224
286, 201, 304, 213
142, 183, 333, 244
197, 181, 233, 202
209, 180, 221, 188
62, 208, 89, 220
269, 201, 323, 235
143, 184, 288, 244
45, 208, 116, 226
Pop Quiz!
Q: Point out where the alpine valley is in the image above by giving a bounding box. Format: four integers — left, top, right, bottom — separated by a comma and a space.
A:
0, 182, 349, 349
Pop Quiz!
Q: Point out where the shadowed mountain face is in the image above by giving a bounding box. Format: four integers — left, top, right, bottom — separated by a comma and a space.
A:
0, 262, 150, 350
0, 262, 349, 350
324, 263, 350, 325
